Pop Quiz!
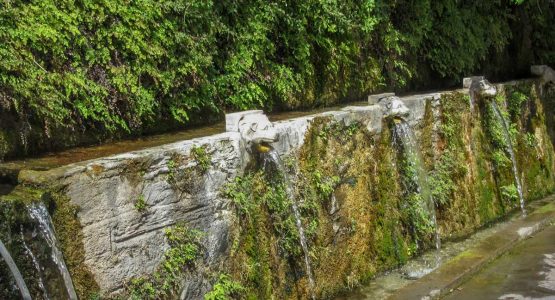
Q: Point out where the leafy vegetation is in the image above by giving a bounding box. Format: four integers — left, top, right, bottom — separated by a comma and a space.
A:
224, 170, 305, 258
127, 224, 203, 299
191, 145, 212, 173
134, 195, 147, 212
0, 0, 554, 160
204, 274, 245, 300
500, 184, 519, 202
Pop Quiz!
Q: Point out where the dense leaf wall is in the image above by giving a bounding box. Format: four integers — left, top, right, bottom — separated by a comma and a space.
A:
0, 0, 553, 159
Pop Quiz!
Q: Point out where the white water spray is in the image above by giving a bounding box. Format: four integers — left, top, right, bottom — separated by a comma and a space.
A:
29, 203, 78, 300
0, 239, 31, 300
490, 102, 526, 215
262, 149, 316, 299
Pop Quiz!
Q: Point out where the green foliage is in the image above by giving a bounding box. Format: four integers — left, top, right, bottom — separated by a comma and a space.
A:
224, 171, 304, 257
492, 150, 511, 169
224, 175, 256, 217
500, 184, 519, 202
485, 102, 510, 152
204, 274, 245, 300
127, 224, 202, 299
1, 0, 553, 159
508, 91, 528, 118
191, 145, 211, 173
166, 158, 177, 183
134, 194, 147, 212
312, 170, 340, 199
525, 132, 537, 148
429, 150, 458, 206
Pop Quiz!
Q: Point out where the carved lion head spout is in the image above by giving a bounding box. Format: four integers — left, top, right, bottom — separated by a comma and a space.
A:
378, 96, 410, 120
464, 76, 497, 97
225, 110, 278, 153
531, 65, 555, 84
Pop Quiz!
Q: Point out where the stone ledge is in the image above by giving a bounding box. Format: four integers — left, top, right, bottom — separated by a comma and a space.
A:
388, 195, 555, 300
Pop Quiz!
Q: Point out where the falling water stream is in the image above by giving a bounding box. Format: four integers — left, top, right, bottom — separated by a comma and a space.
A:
262, 149, 316, 299
390, 119, 441, 280
391, 119, 440, 251
0, 239, 32, 300
21, 229, 50, 299
28, 203, 78, 300
491, 102, 526, 215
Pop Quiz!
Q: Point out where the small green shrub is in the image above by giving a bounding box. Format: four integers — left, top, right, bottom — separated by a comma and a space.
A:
508, 91, 528, 117
492, 150, 511, 169
204, 274, 245, 300
166, 158, 177, 183
312, 170, 340, 199
500, 184, 519, 203
525, 133, 537, 148
135, 195, 147, 212
126, 224, 203, 299
191, 145, 212, 173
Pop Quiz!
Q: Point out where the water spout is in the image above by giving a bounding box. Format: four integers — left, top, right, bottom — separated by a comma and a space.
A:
0, 239, 32, 300
465, 77, 498, 111
261, 148, 316, 299
391, 119, 441, 251
490, 102, 526, 215
21, 228, 50, 299
28, 203, 78, 300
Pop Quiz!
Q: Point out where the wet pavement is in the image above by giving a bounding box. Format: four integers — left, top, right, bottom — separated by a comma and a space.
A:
444, 223, 555, 300
335, 197, 555, 300
335, 219, 516, 300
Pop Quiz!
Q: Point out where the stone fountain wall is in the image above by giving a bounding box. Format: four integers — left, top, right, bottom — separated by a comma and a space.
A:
12, 76, 555, 299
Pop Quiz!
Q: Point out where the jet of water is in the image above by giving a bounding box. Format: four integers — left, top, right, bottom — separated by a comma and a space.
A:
391, 119, 441, 251
262, 149, 316, 299
28, 203, 78, 300
20, 228, 50, 299
490, 102, 526, 215
0, 239, 32, 300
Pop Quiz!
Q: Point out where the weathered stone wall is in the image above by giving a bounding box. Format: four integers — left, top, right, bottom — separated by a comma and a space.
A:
12, 78, 555, 299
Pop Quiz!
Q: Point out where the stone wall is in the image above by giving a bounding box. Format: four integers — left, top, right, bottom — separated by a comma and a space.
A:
12, 78, 555, 299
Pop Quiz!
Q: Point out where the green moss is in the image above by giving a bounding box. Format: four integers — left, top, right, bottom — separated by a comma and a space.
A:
219, 81, 555, 300
420, 98, 436, 169
50, 191, 100, 299
533, 203, 555, 215
0, 130, 9, 161
225, 175, 287, 299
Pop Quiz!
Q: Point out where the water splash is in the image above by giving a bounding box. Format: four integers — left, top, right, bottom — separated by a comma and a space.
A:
28, 203, 78, 300
490, 102, 526, 215
391, 119, 441, 251
0, 239, 32, 300
262, 149, 316, 299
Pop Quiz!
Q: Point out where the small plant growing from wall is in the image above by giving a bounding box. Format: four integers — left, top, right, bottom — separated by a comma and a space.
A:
500, 184, 519, 203
167, 158, 177, 183
134, 195, 147, 212
525, 133, 537, 148
126, 224, 203, 299
191, 145, 212, 173
508, 91, 528, 118
204, 274, 245, 300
